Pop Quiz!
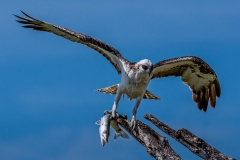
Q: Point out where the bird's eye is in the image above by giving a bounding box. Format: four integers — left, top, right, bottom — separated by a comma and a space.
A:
142, 65, 147, 70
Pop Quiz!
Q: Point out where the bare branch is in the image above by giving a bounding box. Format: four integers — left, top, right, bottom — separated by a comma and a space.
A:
144, 114, 236, 160
116, 117, 182, 160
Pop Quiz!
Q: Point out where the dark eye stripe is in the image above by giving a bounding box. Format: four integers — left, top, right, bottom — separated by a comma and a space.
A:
142, 65, 147, 70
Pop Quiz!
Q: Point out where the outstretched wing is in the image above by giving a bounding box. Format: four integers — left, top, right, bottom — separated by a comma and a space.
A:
14, 11, 130, 74
152, 56, 221, 111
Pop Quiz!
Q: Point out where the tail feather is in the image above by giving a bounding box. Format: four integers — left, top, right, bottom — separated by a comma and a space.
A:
144, 90, 161, 100
96, 84, 160, 100
96, 84, 119, 95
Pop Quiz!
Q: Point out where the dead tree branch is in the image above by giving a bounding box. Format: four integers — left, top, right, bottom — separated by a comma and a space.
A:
116, 117, 182, 160
144, 114, 236, 160
115, 114, 235, 160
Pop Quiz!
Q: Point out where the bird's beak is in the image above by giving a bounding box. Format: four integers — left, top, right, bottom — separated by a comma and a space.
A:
148, 65, 153, 76
147, 69, 151, 76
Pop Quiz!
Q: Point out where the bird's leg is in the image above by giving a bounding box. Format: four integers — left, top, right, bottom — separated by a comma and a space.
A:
111, 89, 122, 119
131, 97, 143, 130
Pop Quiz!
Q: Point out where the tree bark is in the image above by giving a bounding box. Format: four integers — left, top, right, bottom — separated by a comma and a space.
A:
116, 118, 182, 160
144, 114, 236, 160
115, 114, 235, 160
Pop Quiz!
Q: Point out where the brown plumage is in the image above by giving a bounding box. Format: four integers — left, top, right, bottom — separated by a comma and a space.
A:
14, 11, 130, 74
152, 56, 221, 111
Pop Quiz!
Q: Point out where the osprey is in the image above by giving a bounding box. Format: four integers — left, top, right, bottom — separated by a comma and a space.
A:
14, 11, 221, 129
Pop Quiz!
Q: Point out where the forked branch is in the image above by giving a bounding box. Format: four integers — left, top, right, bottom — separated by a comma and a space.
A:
116, 114, 235, 160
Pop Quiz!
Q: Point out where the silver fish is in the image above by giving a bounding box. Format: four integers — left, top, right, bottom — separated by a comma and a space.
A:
103, 110, 130, 140
95, 114, 111, 146
110, 119, 130, 140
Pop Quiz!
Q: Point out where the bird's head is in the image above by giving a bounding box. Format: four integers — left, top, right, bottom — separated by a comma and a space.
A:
137, 59, 153, 76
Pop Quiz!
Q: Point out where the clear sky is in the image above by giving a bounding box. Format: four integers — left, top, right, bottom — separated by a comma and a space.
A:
1, 1, 240, 159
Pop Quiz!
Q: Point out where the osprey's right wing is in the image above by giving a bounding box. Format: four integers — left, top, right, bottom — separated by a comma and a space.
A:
14, 11, 131, 74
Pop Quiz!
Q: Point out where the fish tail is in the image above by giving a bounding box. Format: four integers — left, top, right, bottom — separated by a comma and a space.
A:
114, 130, 130, 140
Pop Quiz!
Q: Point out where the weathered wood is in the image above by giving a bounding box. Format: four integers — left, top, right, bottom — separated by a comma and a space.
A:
144, 114, 236, 160
117, 117, 182, 160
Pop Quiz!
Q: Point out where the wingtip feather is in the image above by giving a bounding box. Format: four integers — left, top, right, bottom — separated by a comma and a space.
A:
203, 88, 209, 111
209, 84, 216, 108
192, 91, 199, 103
196, 89, 209, 112
215, 80, 221, 97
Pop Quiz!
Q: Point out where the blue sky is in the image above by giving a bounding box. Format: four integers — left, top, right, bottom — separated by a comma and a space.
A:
1, 1, 240, 159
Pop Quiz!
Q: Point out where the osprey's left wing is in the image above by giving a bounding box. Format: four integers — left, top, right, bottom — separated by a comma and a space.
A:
14, 11, 130, 74
151, 56, 221, 112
